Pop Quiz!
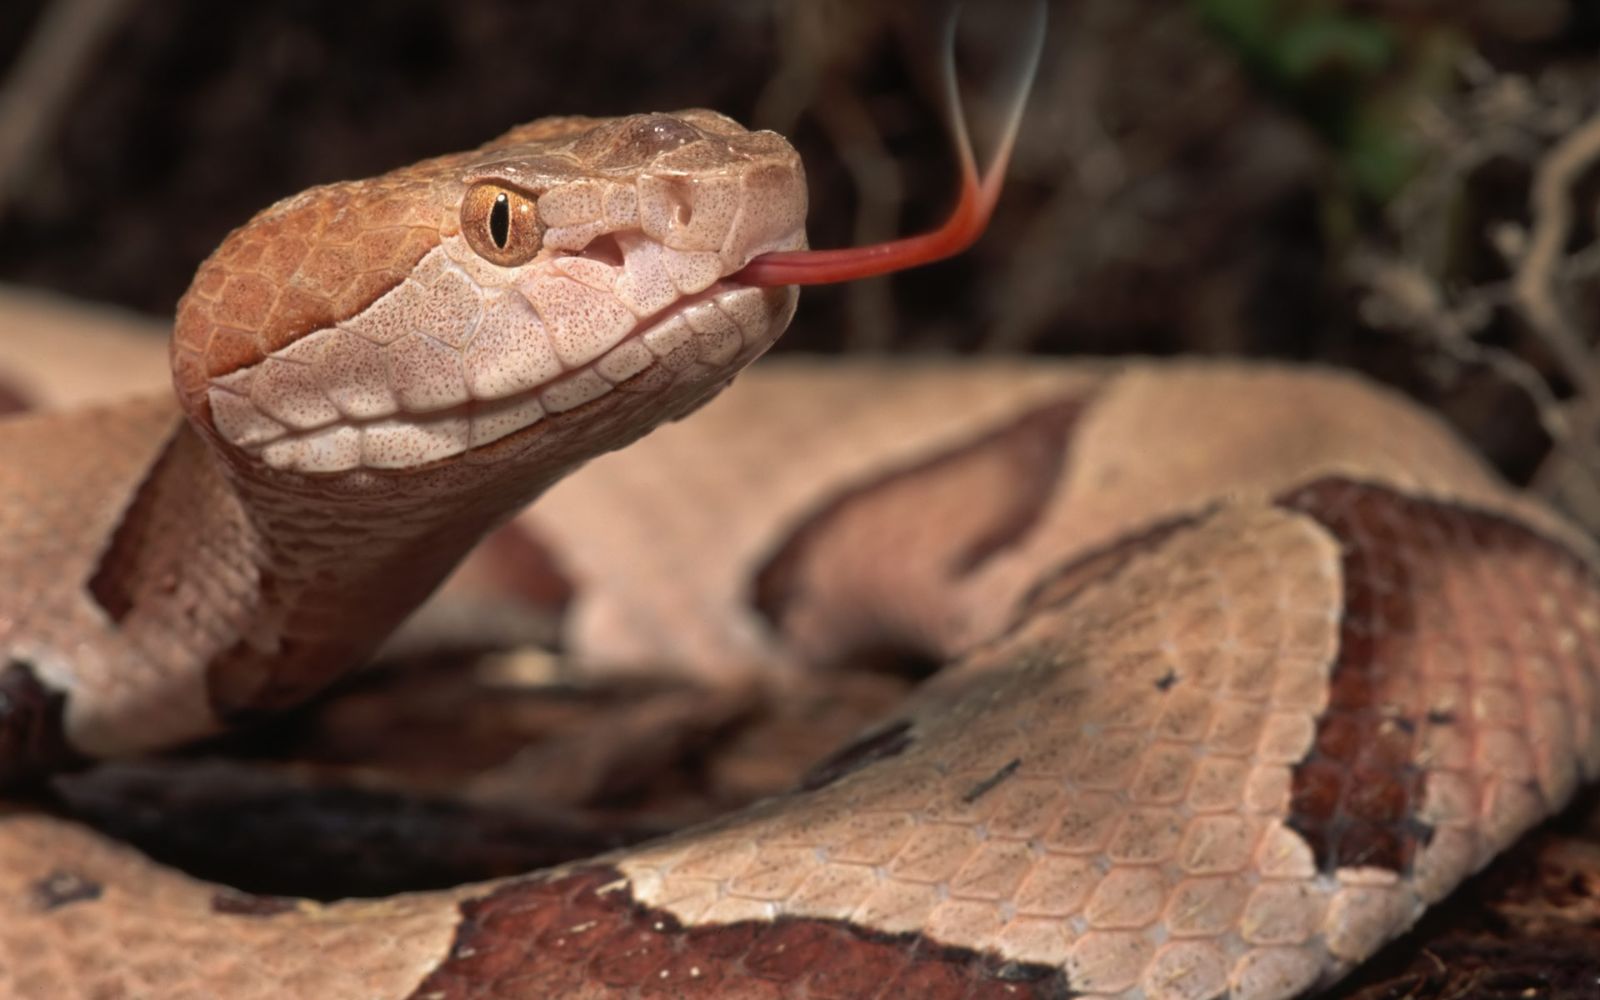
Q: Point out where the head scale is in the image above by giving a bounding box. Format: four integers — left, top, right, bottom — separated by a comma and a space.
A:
172, 110, 806, 489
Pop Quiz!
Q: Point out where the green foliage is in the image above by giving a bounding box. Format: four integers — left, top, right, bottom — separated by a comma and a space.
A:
1195, 0, 1458, 205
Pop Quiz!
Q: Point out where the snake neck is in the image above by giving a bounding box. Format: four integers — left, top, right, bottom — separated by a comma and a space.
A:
127, 419, 562, 726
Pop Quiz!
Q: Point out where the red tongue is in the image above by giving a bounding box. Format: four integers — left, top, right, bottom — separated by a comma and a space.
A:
733, 2, 1044, 288
733, 135, 1010, 287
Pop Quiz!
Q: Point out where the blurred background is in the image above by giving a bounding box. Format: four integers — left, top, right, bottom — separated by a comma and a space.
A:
4, 0, 1600, 526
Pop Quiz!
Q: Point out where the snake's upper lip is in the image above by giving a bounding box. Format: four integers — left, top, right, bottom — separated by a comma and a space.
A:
246, 283, 777, 475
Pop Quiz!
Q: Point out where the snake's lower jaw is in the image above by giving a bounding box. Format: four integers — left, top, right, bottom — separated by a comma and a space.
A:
203, 277, 792, 481
206, 281, 799, 512
459, 281, 800, 473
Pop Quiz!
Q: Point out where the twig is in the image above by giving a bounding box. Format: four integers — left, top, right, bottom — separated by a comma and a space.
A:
1352, 249, 1571, 445
1511, 108, 1600, 398
0, 0, 135, 216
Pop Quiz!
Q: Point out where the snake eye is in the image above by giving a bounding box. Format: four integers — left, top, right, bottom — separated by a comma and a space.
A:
461, 182, 542, 266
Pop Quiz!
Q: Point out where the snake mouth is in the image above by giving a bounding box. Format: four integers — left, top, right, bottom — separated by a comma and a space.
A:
233, 282, 781, 476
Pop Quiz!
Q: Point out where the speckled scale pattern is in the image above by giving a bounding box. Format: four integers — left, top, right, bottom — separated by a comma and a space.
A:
513, 361, 1588, 685
521, 476, 1597, 1000
407, 867, 1071, 999
5, 250, 1600, 999
172, 170, 449, 409
0, 813, 463, 999
607, 502, 1345, 1000
0, 398, 249, 757
1280, 480, 1600, 917
0, 110, 807, 767
170, 108, 806, 457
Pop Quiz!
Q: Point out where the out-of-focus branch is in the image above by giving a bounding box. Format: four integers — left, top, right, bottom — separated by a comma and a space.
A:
1352, 249, 1568, 443
1358, 52, 1600, 533
1510, 109, 1600, 528
1512, 109, 1600, 398
0, 0, 134, 218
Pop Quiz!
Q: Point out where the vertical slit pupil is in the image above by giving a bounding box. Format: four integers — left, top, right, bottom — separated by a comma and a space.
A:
490, 193, 511, 249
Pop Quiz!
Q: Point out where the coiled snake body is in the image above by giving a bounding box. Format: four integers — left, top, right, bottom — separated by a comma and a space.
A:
1, 110, 1598, 1000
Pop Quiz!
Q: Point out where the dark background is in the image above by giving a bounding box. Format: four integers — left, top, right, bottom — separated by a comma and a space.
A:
5, 0, 1600, 514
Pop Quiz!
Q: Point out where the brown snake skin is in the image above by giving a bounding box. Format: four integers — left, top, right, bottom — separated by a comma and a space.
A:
3, 110, 1600, 1000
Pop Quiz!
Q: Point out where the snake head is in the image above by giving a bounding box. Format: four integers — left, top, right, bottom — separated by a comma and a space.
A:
171, 110, 805, 490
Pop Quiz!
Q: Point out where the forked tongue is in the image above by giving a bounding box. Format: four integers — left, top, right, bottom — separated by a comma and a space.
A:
734, 1, 1046, 287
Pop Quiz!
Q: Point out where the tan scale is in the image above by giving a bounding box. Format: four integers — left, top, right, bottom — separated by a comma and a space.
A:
1, 111, 1599, 1000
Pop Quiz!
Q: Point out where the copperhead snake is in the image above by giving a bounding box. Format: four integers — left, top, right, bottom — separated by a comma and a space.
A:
3, 61, 1600, 1000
